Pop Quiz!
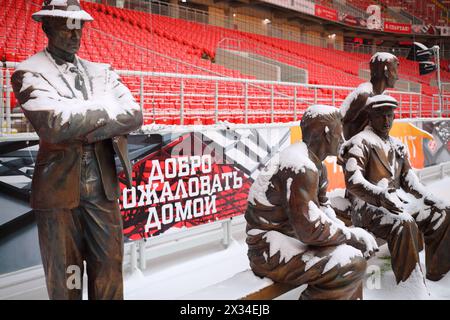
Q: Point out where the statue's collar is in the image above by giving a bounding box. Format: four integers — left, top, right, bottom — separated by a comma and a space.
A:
45, 47, 79, 67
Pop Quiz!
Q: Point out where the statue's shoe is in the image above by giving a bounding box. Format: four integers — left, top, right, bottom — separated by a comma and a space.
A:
426, 272, 445, 282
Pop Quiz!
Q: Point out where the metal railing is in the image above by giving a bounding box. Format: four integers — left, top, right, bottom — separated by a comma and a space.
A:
2, 62, 447, 135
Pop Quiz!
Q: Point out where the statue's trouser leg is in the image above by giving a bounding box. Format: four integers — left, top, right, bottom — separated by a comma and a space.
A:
35, 209, 84, 300
412, 207, 450, 281
355, 207, 422, 283
78, 147, 124, 300
35, 148, 124, 300
248, 240, 366, 300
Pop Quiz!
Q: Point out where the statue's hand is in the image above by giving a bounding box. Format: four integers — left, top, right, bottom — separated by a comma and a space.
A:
379, 190, 403, 214
348, 227, 379, 259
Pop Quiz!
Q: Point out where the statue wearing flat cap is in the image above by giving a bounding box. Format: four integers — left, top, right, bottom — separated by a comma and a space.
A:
11, 0, 143, 300
340, 94, 450, 290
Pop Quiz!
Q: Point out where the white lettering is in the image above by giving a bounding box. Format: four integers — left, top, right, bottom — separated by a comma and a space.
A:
122, 187, 136, 209
145, 207, 161, 231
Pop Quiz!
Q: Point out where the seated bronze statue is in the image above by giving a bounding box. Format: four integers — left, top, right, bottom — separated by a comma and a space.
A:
245, 105, 378, 300
340, 95, 450, 284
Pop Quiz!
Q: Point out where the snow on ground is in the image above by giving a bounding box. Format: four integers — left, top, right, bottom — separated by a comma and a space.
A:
122, 177, 450, 300
124, 237, 250, 300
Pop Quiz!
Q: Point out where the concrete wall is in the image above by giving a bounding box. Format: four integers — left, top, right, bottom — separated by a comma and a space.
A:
216, 48, 281, 81
216, 48, 308, 83
248, 54, 308, 83
208, 6, 225, 28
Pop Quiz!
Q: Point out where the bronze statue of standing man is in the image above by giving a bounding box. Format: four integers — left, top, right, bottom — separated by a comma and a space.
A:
11, 0, 143, 300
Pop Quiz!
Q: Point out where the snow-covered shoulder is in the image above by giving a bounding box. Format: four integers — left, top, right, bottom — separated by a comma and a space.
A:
15, 51, 47, 73
79, 56, 112, 75
342, 126, 408, 158
340, 82, 373, 117
279, 142, 317, 174
248, 142, 317, 206
248, 157, 279, 206
15, 50, 111, 76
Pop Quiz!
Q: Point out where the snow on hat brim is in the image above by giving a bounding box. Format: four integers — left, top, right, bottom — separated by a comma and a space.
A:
32, 7, 93, 22
366, 95, 399, 109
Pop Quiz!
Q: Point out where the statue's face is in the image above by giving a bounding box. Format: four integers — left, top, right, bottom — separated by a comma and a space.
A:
326, 121, 344, 157
385, 60, 399, 88
369, 106, 395, 138
43, 18, 85, 55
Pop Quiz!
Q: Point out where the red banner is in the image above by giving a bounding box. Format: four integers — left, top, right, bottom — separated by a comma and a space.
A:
341, 14, 358, 26
339, 13, 366, 27
315, 4, 338, 22
120, 133, 251, 240
119, 126, 292, 241
384, 21, 411, 34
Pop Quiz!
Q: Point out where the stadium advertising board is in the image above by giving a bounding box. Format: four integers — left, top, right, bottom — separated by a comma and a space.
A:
384, 21, 412, 34
315, 4, 338, 21
421, 120, 450, 166
339, 13, 366, 27
261, 0, 315, 15
118, 122, 431, 241
412, 25, 450, 36
119, 125, 292, 241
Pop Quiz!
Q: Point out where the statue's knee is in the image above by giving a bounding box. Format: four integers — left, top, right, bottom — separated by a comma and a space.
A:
331, 245, 367, 277
336, 256, 366, 280
350, 256, 367, 275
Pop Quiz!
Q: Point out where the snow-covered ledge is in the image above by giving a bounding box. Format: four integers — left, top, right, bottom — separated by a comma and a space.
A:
0, 163, 448, 300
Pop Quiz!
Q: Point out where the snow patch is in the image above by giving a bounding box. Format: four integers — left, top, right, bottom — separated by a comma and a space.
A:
302, 253, 325, 271
340, 82, 373, 117
263, 231, 307, 264
286, 178, 293, 201
370, 52, 397, 63
18, 52, 140, 125
327, 189, 351, 212
377, 178, 389, 189
279, 142, 317, 174
248, 157, 279, 207
345, 157, 359, 172
347, 227, 379, 258
308, 201, 339, 237
247, 229, 265, 236
348, 144, 364, 157
395, 264, 430, 299
304, 105, 339, 119
323, 244, 363, 274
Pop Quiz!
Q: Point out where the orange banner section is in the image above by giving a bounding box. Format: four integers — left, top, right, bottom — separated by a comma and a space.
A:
290, 122, 431, 191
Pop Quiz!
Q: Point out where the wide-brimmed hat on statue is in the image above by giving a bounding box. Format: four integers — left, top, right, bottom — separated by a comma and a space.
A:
32, 0, 94, 22
366, 94, 399, 110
